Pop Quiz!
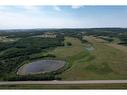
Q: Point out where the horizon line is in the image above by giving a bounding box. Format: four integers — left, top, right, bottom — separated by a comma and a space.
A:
0, 27, 127, 30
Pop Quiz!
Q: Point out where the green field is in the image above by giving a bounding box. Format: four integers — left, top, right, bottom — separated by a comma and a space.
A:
48, 36, 127, 80
48, 37, 85, 59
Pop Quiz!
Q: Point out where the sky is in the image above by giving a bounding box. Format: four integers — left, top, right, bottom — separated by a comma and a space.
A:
0, 6, 127, 29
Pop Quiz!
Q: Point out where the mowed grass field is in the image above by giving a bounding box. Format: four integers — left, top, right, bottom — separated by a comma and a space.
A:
49, 36, 127, 80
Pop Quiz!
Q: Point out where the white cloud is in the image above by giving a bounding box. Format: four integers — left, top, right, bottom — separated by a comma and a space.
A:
0, 10, 81, 29
71, 5, 82, 9
0, 6, 12, 11
0, 6, 125, 29
0, 6, 6, 10
23, 6, 39, 11
53, 6, 61, 11
22, 6, 42, 14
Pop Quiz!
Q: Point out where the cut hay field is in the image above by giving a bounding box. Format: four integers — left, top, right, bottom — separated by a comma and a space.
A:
53, 36, 127, 80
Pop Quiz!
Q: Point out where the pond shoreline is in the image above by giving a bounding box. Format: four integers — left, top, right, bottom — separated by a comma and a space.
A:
17, 59, 66, 75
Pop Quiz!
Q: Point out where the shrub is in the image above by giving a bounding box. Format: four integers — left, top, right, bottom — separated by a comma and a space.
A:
66, 42, 72, 46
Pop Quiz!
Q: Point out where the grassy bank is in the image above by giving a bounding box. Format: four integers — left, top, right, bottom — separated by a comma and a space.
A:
0, 83, 127, 89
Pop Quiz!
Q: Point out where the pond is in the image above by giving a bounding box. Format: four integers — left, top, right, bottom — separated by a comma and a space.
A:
17, 60, 65, 75
86, 46, 95, 51
85, 44, 95, 51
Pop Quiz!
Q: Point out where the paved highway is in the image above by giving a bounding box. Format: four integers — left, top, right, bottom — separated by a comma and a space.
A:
0, 80, 127, 85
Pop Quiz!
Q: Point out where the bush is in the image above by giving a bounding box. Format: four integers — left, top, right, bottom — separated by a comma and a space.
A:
3, 74, 59, 81
66, 42, 72, 46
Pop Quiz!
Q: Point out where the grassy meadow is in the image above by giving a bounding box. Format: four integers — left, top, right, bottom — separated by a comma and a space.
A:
48, 36, 127, 80
48, 37, 85, 59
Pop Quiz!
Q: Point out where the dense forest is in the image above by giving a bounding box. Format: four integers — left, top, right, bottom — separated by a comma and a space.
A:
0, 32, 64, 80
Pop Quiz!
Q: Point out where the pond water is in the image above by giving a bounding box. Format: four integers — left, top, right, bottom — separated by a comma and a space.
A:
84, 44, 95, 51
17, 60, 65, 75
86, 46, 95, 51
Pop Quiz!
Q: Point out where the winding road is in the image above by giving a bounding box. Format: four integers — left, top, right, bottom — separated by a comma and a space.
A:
0, 80, 127, 85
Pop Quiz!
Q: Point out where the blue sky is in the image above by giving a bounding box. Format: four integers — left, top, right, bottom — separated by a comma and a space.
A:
0, 6, 127, 29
